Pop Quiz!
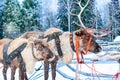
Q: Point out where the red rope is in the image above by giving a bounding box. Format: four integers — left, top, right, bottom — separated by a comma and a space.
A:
84, 62, 113, 76
85, 35, 92, 54
75, 34, 92, 63
113, 72, 120, 80
75, 34, 120, 80
75, 59, 119, 80
75, 37, 83, 63
84, 62, 120, 80
91, 61, 101, 80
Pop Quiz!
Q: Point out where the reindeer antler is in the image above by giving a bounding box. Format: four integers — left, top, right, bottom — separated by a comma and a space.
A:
71, 0, 113, 38
86, 21, 113, 38
71, 0, 90, 29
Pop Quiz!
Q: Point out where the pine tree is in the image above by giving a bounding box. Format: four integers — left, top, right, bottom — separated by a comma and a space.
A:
2, 0, 21, 38
57, 0, 95, 31
20, 0, 41, 32
0, 0, 4, 39
57, 0, 68, 31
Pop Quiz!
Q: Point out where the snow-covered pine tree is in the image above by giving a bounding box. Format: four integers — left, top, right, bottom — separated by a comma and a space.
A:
0, 0, 4, 39
57, 0, 68, 31
20, 0, 41, 32
2, 0, 21, 38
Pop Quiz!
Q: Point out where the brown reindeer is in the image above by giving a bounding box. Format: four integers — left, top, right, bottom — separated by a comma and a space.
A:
8, 0, 111, 79
0, 38, 55, 80
18, 27, 101, 80
0, 38, 28, 80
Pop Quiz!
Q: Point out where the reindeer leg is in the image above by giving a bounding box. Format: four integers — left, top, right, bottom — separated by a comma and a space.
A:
19, 65, 28, 80
24, 71, 28, 80
2, 64, 9, 80
17, 52, 28, 80
44, 58, 49, 80
19, 66, 28, 80
51, 61, 57, 80
11, 66, 16, 80
19, 62, 28, 80
19, 66, 24, 80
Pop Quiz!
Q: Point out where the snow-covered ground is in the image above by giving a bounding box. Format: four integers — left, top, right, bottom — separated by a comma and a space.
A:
0, 53, 119, 80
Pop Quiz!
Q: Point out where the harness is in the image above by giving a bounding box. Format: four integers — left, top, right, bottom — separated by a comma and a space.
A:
3, 40, 13, 63
45, 32, 63, 58
69, 33, 92, 63
69, 33, 76, 52
2, 40, 27, 64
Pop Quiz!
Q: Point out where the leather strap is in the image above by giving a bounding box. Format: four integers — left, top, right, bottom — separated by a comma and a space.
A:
3, 40, 13, 60
69, 33, 76, 52
46, 32, 63, 58
44, 32, 63, 58
3, 42, 27, 64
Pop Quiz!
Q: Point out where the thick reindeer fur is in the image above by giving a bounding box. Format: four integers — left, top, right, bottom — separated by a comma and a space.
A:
43, 28, 101, 64
0, 38, 47, 74
44, 27, 63, 37
43, 28, 73, 64
47, 32, 74, 64
20, 31, 42, 41
0, 38, 30, 80
17, 27, 101, 80
0, 38, 29, 61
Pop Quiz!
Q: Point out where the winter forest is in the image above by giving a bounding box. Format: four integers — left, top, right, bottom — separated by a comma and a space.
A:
0, 0, 120, 80
0, 0, 119, 40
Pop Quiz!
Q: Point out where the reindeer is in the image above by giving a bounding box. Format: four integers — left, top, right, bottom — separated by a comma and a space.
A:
69, 0, 113, 79
18, 26, 101, 80
1, 0, 113, 79
0, 38, 55, 80
40, 0, 112, 79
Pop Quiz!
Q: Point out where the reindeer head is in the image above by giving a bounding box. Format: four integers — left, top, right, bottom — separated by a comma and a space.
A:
74, 29, 101, 53
70, 0, 113, 53
33, 39, 54, 61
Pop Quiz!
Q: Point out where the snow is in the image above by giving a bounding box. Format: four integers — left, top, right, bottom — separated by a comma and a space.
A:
18, 0, 24, 5
0, 52, 119, 80
114, 36, 120, 42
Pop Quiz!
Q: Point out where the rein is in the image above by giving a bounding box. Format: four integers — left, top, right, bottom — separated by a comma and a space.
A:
75, 34, 92, 63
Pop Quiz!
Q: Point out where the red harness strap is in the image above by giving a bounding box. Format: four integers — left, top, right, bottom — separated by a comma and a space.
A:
114, 72, 120, 79
75, 34, 92, 63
